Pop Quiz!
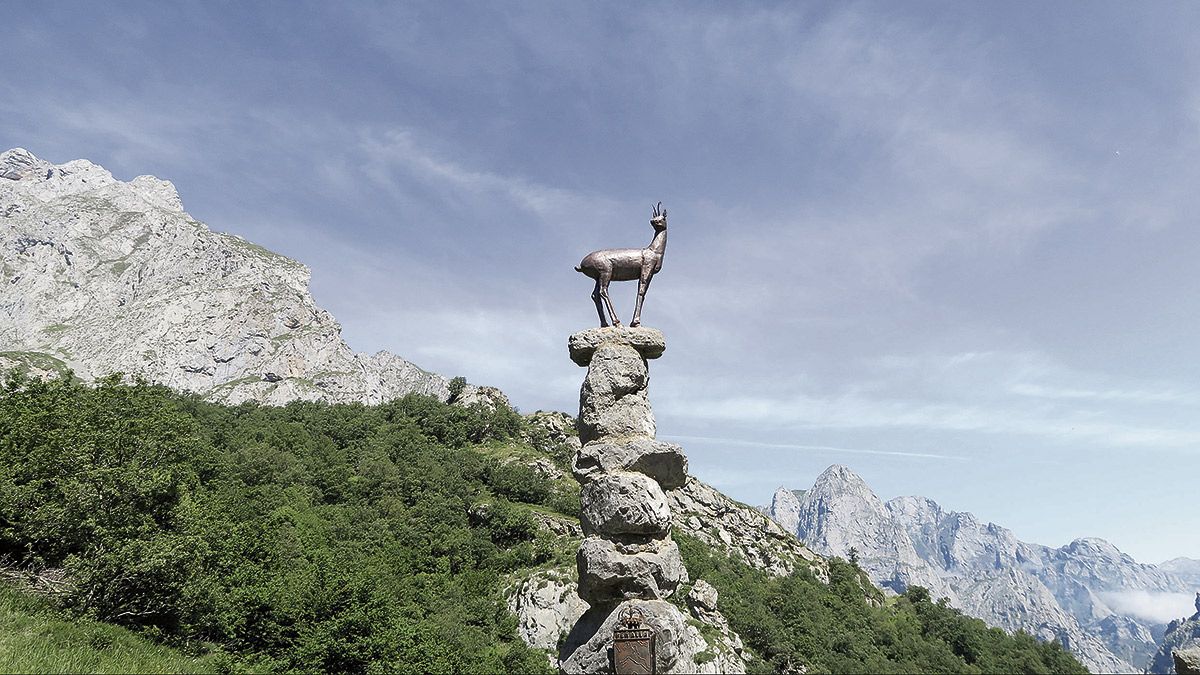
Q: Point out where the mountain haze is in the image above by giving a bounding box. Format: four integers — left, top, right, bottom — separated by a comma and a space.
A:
767, 465, 1197, 673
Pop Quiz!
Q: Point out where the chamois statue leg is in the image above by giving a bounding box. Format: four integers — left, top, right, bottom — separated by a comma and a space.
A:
598, 273, 621, 327
631, 274, 652, 327
591, 279, 609, 327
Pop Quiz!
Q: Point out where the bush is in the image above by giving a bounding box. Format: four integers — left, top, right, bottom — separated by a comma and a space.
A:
0, 372, 553, 673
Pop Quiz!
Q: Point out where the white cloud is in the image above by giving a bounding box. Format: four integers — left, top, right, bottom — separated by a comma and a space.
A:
1099, 591, 1198, 626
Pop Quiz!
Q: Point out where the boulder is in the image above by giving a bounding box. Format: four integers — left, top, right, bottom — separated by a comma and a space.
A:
559, 599, 739, 674
581, 472, 672, 537
574, 438, 687, 489
577, 535, 687, 604
507, 570, 588, 653
687, 579, 720, 615
577, 342, 656, 443
568, 327, 666, 367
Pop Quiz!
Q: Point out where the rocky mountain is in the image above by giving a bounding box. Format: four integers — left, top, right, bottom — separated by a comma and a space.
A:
1151, 594, 1200, 674
0, 148, 492, 406
766, 465, 1197, 673
1163, 560, 1200, 590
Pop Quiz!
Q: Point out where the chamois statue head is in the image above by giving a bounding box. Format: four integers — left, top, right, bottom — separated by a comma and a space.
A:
650, 202, 667, 231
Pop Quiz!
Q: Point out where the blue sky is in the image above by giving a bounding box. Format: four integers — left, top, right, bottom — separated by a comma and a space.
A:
5, 2, 1200, 564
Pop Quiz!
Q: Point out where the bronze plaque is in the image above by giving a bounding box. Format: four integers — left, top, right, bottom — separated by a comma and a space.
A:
613, 607, 655, 675
613, 626, 655, 675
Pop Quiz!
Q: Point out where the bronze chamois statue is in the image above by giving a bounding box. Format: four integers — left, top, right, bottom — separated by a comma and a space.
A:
575, 202, 667, 328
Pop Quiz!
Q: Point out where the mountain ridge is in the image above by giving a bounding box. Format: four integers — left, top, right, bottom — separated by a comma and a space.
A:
766, 463, 1196, 673
0, 148, 498, 407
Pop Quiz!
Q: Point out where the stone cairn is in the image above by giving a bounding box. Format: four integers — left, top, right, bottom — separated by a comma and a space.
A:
559, 327, 702, 674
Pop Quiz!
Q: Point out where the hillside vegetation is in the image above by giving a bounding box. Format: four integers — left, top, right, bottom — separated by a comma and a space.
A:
0, 372, 562, 672
677, 535, 1088, 674
0, 372, 1087, 673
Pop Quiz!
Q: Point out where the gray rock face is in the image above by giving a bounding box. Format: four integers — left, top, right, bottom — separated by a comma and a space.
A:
0, 148, 482, 406
581, 472, 673, 537
1176, 646, 1200, 675
675, 476, 827, 581
768, 487, 803, 536
574, 437, 687, 489
1162, 558, 1200, 590
768, 463, 1195, 673
507, 570, 588, 653
560, 599, 740, 675
576, 535, 686, 605
1152, 595, 1200, 674
577, 342, 656, 444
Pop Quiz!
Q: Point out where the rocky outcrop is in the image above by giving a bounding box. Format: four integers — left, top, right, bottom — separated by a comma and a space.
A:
560, 327, 744, 674
1151, 595, 1200, 674
574, 438, 687, 489
1175, 646, 1200, 675
508, 570, 589, 654
766, 464, 1196, 673
0, 148, 489, 406
675, 478, 826, 581
767, 487, 804, 537
560, 599, 736, 675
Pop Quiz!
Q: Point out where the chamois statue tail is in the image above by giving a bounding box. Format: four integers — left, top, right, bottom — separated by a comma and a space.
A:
574, 265, 584, 273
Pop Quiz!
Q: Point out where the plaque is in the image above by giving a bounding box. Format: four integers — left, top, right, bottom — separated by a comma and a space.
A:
612, 606, 655, 675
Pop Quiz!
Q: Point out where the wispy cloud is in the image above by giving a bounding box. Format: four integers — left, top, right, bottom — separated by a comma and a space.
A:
357, 128, 619, 224
1099, 591, 1199, 625
661, 434, 968, 461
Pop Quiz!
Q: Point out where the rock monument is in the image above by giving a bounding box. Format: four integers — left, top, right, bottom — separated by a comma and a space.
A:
560, 326, 711, 674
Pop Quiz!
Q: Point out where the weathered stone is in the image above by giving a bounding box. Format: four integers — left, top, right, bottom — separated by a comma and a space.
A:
569, 327, 666, 367
560, 599, 743, 674
578, 391, 655, 445
450, 384, 510, 411
581, 343, 647, 399
687, 579, 719, 615
685, 580, 749, 673
578, 342, 656, 444
581, 472, 672, 537
1177, 647, 1200, 675
507, 570, 588, 655
574, 437, 687, 489
577, 535, 686, 604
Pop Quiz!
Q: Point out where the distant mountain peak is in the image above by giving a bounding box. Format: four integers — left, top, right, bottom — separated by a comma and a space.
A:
763, 463, 1193, 673
1, 147, 48, 180
810, 463, 874, 495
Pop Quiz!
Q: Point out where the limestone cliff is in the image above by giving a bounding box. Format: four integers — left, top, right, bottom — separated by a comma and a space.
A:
0, 148, 480, 405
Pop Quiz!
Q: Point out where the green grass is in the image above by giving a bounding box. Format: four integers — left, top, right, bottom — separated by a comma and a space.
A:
0, 584, 222, 674
0, 352, 72, 378
41, 323, 71, 335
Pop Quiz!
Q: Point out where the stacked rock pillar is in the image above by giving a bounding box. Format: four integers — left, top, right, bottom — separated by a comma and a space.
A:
560, 327, 696, 674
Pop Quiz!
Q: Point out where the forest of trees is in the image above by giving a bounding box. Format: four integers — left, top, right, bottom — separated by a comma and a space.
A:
0, 372, 1087, 673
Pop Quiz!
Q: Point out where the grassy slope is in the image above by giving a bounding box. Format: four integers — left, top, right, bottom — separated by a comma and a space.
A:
0, 584, 221, 674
